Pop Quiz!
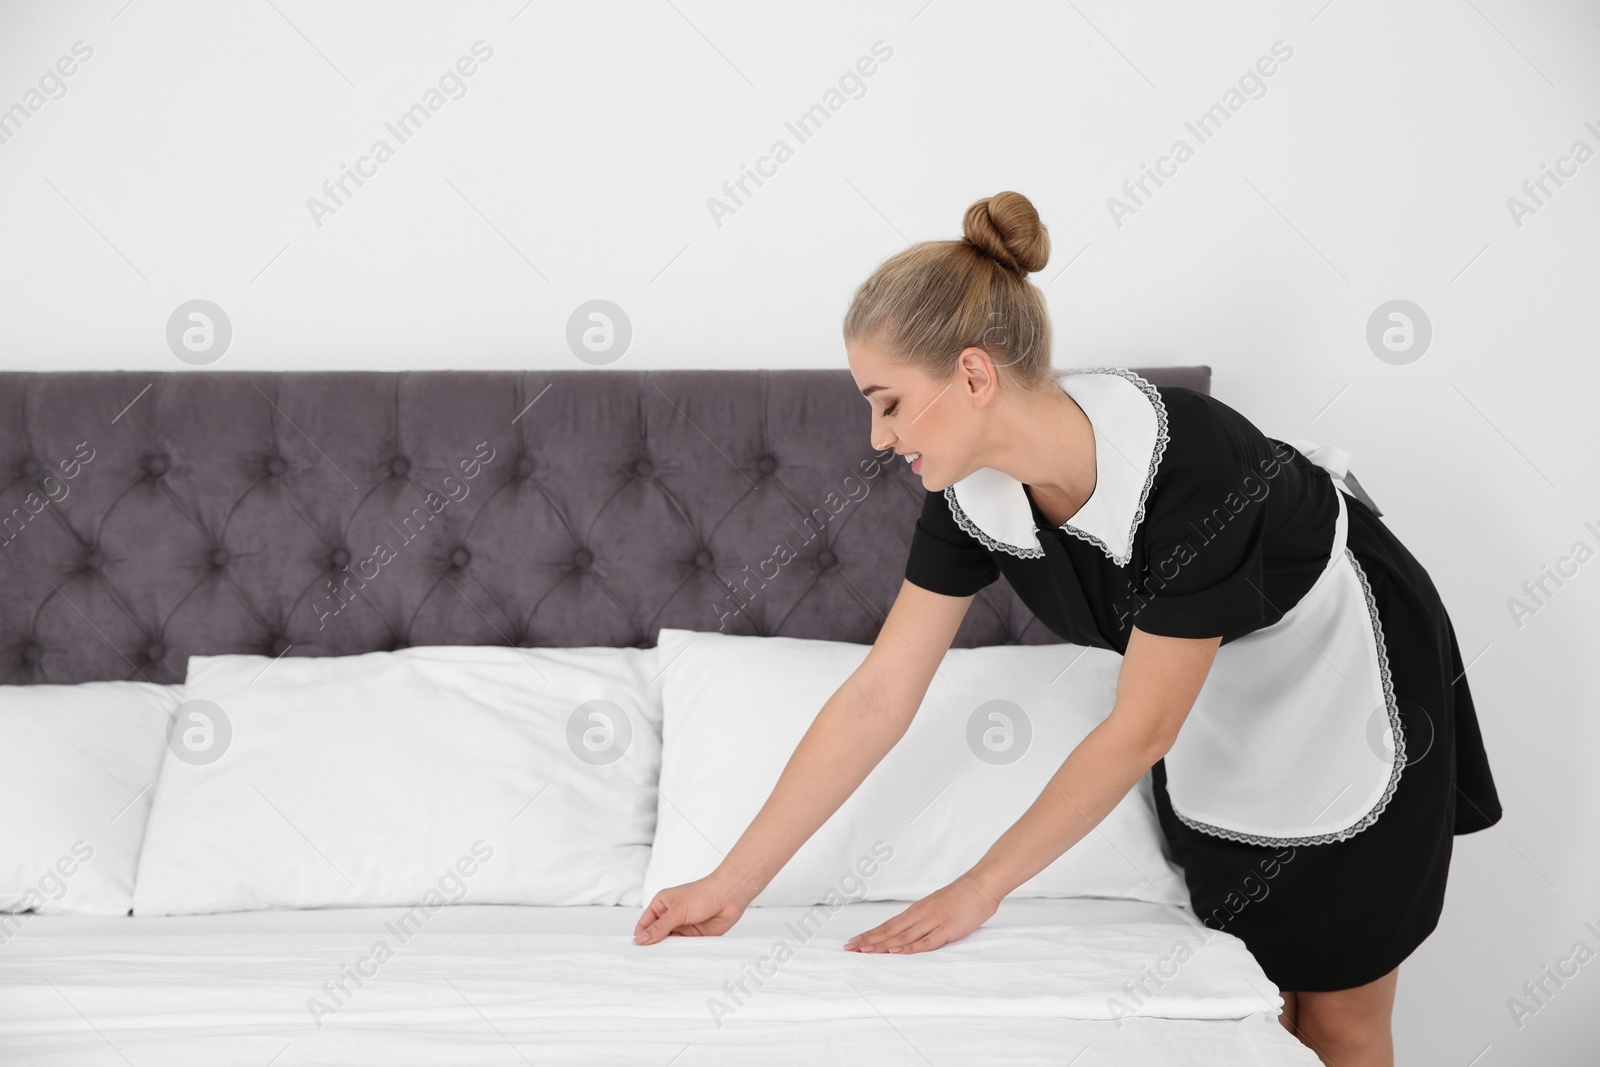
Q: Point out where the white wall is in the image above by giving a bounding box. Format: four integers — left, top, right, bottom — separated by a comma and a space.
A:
3, 0, 1597, 1060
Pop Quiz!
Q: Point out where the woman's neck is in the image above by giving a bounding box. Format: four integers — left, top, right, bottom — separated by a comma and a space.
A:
987, 380, 1097, 526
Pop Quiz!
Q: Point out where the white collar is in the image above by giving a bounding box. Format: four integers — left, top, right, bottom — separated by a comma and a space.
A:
943, 367, 1169, 568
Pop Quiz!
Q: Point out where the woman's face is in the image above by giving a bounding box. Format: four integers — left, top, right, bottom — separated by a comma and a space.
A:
847, 338, 993, 492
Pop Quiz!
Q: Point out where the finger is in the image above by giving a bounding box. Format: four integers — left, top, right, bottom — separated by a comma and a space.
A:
895, 929, 947, 955
643, 915, 678, 943
881, 917, 940, 952
853, 909, 920, 951
634, 895, 674, 940
635, 903, 680, 945
845, 925, 888, 951
844, 924, 885, 950
881, 918, 939, 951
848, 918, 903, 951
633, 896, 666, 938
844, 919, 893, 950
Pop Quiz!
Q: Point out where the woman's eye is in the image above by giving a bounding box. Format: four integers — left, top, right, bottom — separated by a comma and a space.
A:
883, 402, 898, 417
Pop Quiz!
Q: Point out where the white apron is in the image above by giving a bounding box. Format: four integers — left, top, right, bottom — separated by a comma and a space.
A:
1160, 439, 1405, 847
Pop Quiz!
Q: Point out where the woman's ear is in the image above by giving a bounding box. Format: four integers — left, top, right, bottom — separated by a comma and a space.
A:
956, 347, 1000, 405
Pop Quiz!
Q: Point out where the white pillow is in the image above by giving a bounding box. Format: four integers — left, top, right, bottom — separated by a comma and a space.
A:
643, 628, 1189, 908
0, 681, 181, 916
132, 644, 661, 915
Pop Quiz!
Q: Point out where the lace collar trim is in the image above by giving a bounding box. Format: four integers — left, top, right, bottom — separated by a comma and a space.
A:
942, 367, 1170, 568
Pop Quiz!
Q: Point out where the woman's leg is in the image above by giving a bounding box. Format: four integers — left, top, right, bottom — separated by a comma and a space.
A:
1278, 989, 1298, 1033
1291, 965, 1399, 1066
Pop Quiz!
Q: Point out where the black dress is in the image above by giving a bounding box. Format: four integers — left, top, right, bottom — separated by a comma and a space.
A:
902, 368, 1503, 993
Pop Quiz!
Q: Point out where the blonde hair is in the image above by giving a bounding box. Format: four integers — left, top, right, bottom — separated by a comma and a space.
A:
843, 190, 1055, 393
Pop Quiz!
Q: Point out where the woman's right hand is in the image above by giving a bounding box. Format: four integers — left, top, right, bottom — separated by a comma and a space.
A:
633, 871, 753, 946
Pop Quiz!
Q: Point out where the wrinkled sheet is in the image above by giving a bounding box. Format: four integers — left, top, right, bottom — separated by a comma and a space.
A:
0, 899, 1320, 1066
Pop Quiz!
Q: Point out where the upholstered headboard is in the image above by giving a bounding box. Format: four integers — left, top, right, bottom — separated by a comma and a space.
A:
0, 366, 1210, 685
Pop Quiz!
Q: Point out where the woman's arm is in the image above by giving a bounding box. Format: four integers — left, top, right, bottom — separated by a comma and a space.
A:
705, 579, 976, 909
968, 626, 1221, 901
845, 626, 1221, 953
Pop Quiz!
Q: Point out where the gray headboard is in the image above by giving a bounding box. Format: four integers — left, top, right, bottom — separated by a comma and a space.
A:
0, 366, 1210, 685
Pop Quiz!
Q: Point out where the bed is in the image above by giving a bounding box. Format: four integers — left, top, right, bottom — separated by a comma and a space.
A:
0, 366, 1319, 1065
3, 899, 1313, 1065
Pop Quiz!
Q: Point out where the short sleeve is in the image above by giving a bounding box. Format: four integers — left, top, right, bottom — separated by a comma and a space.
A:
904, 488, 1000, 597
1131, 462, 1269, 641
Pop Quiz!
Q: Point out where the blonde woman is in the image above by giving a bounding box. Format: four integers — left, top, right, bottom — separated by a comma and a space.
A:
635, 191, 1501, 1067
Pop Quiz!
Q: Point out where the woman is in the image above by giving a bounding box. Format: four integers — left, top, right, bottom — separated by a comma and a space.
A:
633, 191, 1502, 1066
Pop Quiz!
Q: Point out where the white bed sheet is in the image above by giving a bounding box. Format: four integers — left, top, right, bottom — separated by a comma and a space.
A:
0, 896, 1320, 1066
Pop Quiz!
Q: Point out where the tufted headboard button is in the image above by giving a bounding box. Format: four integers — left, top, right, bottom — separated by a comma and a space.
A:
330, 548, 351, 568
634, 458, 654, 478
83, 550, 105, 570
451, 547, 471, 568
145, 455, 169, 477
693, 549, 713, 568
210, 548, 230, 568
268, 636, 292, 657
266, 455, 288, 477
21, 641, 42, 664
20, 458, 39, 477
757, 455, 777, 475
516, 455, 535, 478
390, 457, 411, 477
817, 549, 837, 569
572, 548, 594, 569
146, 643, 166, 662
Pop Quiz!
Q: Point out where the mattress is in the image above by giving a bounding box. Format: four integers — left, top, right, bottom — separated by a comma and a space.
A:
0, 896, 1320, 1065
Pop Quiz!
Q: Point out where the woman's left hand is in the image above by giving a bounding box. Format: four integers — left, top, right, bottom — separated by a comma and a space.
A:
844, 873, 1002, 955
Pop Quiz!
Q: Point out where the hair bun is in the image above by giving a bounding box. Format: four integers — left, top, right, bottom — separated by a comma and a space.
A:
962, 191, 1050, 276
